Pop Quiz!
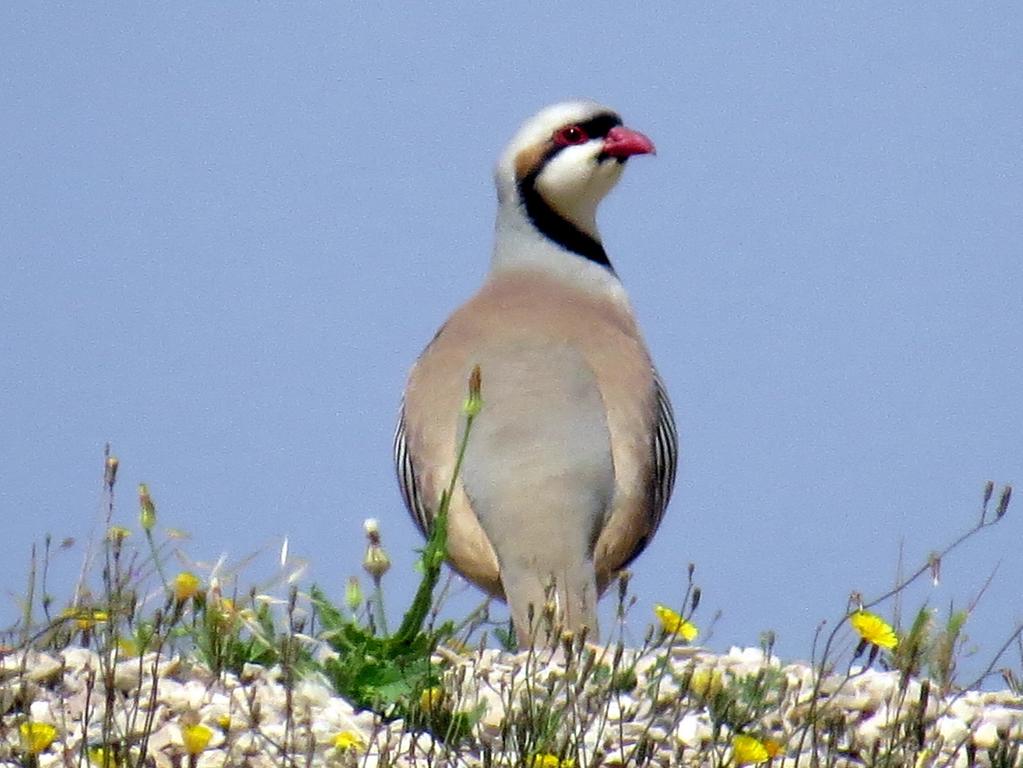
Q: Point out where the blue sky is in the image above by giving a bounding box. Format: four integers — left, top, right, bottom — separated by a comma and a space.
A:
2, 3, 1020, 681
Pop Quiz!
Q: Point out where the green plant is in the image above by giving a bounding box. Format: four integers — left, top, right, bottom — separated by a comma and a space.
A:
311, 366, 482, 734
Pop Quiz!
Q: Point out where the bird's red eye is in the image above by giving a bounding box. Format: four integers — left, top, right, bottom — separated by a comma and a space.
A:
553, 125, 589, 146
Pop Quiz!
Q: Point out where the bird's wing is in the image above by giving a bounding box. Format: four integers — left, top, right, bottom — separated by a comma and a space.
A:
393, 399, 431, 537
650, 366, 679, 530
593, 365, 678, 588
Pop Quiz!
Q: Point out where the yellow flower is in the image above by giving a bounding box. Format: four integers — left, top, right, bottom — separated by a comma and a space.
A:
173, 572, 201, 602
181, 723, 212, 755
688, 667, 724, 699
215, 713, 231, 731
333, 731, 366, 752
117, 637, 141, 656
914, 748, 935, 768
62, 608, 109, 631
419, 685, 446, 712
732, 734, 770, 765
20, 722, 57, 754
763, 738, 783, 758
107, 526, 131, 542
850, 610, 898, 650
654, 604, 698, 641
529, 754, 574, 768
88, 745, 123, 767
211, 597, 239, 629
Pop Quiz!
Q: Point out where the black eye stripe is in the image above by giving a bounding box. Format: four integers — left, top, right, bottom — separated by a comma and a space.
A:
541, 113, 622, 163
572, 113, 622, 140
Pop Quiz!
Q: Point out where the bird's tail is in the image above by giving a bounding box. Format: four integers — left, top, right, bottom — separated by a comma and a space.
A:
500, 557, 599, 649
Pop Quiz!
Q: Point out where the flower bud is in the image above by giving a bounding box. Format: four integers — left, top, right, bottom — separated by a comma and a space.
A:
138, 484, 156, 531
462, 365, 483, 417
104, 455, 119, 491
345, 576, 363, 613
362, 520, 390, 581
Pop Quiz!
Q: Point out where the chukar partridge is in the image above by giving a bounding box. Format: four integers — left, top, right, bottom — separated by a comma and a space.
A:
395, 100, 677, 647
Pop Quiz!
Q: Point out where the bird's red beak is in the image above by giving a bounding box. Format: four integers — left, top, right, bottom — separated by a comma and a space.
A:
602, 125, 656, 158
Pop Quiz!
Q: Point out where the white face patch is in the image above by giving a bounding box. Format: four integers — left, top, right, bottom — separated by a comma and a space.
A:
534, 145, 626, 236
495, 100, 618, 205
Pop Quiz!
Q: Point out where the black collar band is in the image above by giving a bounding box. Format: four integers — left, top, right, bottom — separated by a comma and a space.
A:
517, 173, 614, 272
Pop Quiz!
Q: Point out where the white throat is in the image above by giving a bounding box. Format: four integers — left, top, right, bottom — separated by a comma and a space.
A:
490, 200, 631, 307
